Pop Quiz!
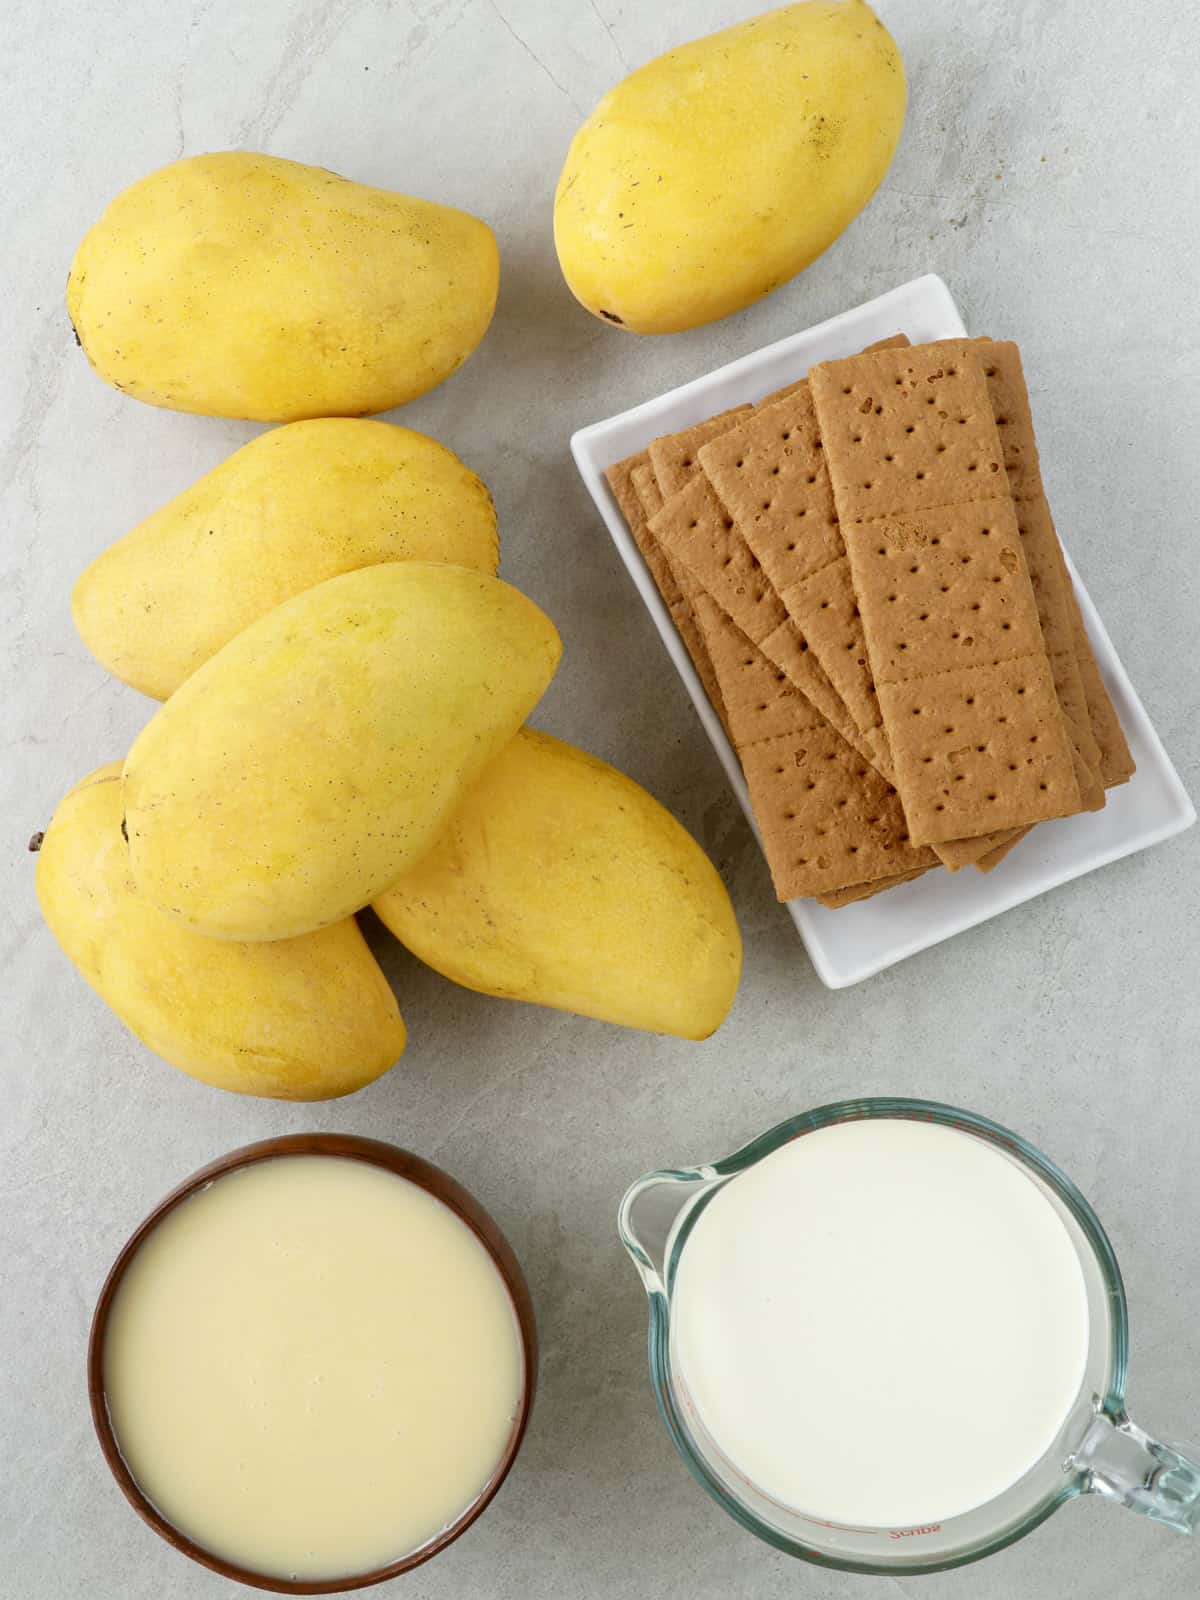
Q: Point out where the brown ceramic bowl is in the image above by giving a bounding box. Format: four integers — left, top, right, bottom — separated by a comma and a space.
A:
88, 1133, 538, 1594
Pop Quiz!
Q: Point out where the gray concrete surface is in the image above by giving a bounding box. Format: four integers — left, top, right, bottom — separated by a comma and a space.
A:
3, 1, 1198, 1596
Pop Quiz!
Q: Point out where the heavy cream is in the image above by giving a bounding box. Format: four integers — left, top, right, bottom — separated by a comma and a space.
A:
670, 1118, 1090, 1528
102, 1155, 523, 1581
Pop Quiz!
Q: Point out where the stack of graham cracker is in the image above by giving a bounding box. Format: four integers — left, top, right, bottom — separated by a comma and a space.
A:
606, 336, 1134, 909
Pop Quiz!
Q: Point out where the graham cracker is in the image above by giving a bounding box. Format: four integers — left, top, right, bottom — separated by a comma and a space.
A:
970, 335, 1131, 788
969, 340, 1105, 806
783, 559, 888, 761
1012, 501, 1104, 812
812, 345, 1012, 522
695, 589, 934, 902
972, 337, 1044, 501
692, 599, 935, 899
633, 388, 938, 904
639, 405, 765, 740
648, 474, 784, 641
701, 383, 842, 589
604, 451, 730, 732
692, 593, 817, 746
697, 338, 914, 769
811, 343, 1081, 845
935, 825, 1030, 873
838, 498, 1069, 858
818, 866, 931, 908
648, 475, 877, 766
1064, 579, 1135, 786
648, 405, 753, 498
758, 376, 809, 408
740, 729, 933, 900
697, 385, 890, 774
626, 462, 729, 734
757, 336, 911, 410
975, 829, 1030, 874
845, 497, 1048, 683
630, 460, 664, 519
875, 656, 1081, 843
700, 376, 1021, 869
668, 597, 730, 733
861, 337, 1111, 806
918, 338, 1106, 823
605, 450, 683, 608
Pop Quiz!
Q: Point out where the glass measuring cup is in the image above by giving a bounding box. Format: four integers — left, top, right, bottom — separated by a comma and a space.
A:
619, 1097, 1200, 1575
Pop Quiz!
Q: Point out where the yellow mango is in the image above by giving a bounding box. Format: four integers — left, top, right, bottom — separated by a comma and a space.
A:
553, 0, 905, 334
73, 420, 499, 700
373, 729, 741, 1039
67, 152, 499, 420
123, 563, 561, 941
35, 764, 405, 1099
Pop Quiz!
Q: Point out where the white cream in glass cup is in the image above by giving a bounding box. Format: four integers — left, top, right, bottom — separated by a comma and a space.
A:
619, 1098, 1200, 1574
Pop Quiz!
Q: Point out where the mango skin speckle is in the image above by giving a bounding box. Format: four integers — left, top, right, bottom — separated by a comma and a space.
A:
36, 764, 406, 1100
374, 728, 742, 1040
554, 1, 906, 335
72, 419, 499, 701
121, 562, 561, 942
68, 151, 499, 420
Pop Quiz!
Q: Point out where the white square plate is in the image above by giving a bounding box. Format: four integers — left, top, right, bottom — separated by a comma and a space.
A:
571, 275, 1195, 987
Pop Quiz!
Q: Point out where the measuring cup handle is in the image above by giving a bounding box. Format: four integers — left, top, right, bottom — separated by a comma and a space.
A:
1073, 1411, 1200, 1534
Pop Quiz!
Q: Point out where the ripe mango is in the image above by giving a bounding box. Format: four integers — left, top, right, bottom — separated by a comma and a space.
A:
67, 152, 500, 420
123, 563, 561, 941
554, 1, 905, 334
36, 764, 406, 1099
373, 729, 741, 1039
73, 420, 498, 700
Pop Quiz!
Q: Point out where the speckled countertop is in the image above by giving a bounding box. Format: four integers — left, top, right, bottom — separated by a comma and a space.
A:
3, 2, 1198, 1597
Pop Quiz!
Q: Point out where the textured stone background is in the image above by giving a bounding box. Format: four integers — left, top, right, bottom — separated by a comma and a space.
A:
2, 2, 1197, 1596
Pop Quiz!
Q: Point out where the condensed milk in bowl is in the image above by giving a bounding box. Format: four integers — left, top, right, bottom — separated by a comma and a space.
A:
90, 1134, 536, 1593
620, 1098, 1200, 1574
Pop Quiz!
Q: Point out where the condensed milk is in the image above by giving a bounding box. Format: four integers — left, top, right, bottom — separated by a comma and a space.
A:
101, 1154, 524, 1581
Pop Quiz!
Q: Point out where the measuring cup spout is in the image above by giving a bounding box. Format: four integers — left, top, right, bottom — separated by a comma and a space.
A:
1073, 1411, 1200, 1534
618, 1166, 715, 1298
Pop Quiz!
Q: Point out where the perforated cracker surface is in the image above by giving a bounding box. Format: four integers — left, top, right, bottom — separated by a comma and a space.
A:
904, 339, 1110, 803
973, 343, 1103, 796
693, 601, 934, 899
648, 405, 753, 497
649, 474, 786, 643
811, 346, 1007, 523
701, 365, 1025, 866
692, 594, 811, 747
812, 344, 1082, 844
740, 729, 934, 899
878, 656, 1081, 843
651, 477, 876, 762
699, 387, 896, 783
779, 559, 885, 753
699, 387, 841, 589
974, 338, 1044, 501
845, 497, 1047, 684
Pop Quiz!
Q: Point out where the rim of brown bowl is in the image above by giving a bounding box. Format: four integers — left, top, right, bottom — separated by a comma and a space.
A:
87, 1132, 538, 1594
